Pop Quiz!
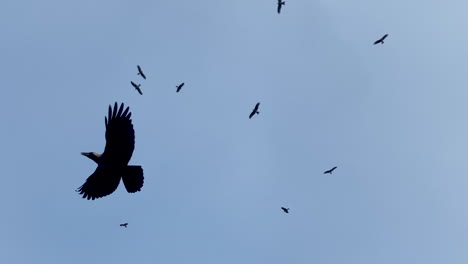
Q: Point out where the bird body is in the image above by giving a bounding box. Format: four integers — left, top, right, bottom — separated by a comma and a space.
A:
281, 207, 289, 213
120, 223, 128, 228
374, 34, 388, 45
249, 102, 260, 119
137, 65, 146, 79
277, 0, 285, 14
176, 82, 185, 93
324, 166, 337, 174
131, 81, 143, 95
77, 102, 144, 200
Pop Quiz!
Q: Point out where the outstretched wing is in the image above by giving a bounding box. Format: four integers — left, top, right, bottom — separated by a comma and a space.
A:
102, 103, 135, 166
249, 110, 255, 119
277, 4, 281, 13
76, 166, 121, 200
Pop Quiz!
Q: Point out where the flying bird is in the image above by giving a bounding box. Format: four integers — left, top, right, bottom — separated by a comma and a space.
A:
249, 102, 260, 119
120, 223, 128, 228
277, 0, 285, 14
131, 81, 143, 95
324, 166, 337, 174
77, 102, 144, 200
137, 65, 146, 79
281, 207, 289, 213
176, 82, 185, 93
373, 34, 388, 45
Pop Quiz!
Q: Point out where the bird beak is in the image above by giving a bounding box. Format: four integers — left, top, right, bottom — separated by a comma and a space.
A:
81, 152, 88, 156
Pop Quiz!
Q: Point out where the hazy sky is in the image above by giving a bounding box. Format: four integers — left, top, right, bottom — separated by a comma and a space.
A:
2, 0, 468, 263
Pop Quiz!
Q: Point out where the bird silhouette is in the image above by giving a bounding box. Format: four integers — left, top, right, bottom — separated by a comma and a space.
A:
77, 102, 144, 200
281, 207, 289, 213
120, 223, 128, 228
131, 81, 143, 95
277, 0, 285, 14
374, 34, 388, 45
137, 65, 146, 79
324, 166, 337, 174
249, 102, 260, 119
176, 82, 185, 93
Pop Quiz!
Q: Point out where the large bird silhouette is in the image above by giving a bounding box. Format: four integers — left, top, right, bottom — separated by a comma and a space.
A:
323, 166, 337, 174
281, 207, 290, 213
176, 82, 185, 93
277, 0, 285, 14
137, 65, 146, 79
249, 102, 260, 119
131, 81, 143, 95
77, 102, 144, 200
374, 34, 388, 45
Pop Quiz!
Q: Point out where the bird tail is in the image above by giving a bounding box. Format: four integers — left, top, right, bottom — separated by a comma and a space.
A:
122, 166, 144, 193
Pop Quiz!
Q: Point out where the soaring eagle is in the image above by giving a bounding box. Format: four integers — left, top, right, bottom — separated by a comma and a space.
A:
374, 34, 388, 45
249, 102, 260, 119
277, 0, 285, 14
131, 81, 143, 95
176, 82, 185, 93
323, 166, 337, 174
137, 65, 146, 79
281, 207, 289, 213
77, 102, 144, 200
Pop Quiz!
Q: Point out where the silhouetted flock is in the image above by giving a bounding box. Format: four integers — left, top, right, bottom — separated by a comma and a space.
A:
77, 2, 389, 227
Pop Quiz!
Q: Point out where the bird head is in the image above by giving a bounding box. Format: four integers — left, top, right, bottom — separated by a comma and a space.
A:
81, 152, 101, 163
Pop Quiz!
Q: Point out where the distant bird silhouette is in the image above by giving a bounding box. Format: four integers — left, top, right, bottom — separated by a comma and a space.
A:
120, 223, 128, 228
77, 102, 144, 200
176, 82, 185, 93
281, 207, 289, 213
324, 166, 337, 174
137, 65, 146, 79
277, 0, 285, 14
131, 81, 143, 95
374, 34, 388, 45
249, 102, 260, 119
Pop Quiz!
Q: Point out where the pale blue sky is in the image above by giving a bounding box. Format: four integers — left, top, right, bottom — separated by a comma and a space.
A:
2, 0, 468, 263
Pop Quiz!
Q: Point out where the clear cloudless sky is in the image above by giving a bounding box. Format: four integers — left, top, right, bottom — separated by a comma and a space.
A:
1, 0, 468, 263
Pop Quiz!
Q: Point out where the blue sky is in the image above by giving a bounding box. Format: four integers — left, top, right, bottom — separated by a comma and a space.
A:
2, 0, 468, 263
